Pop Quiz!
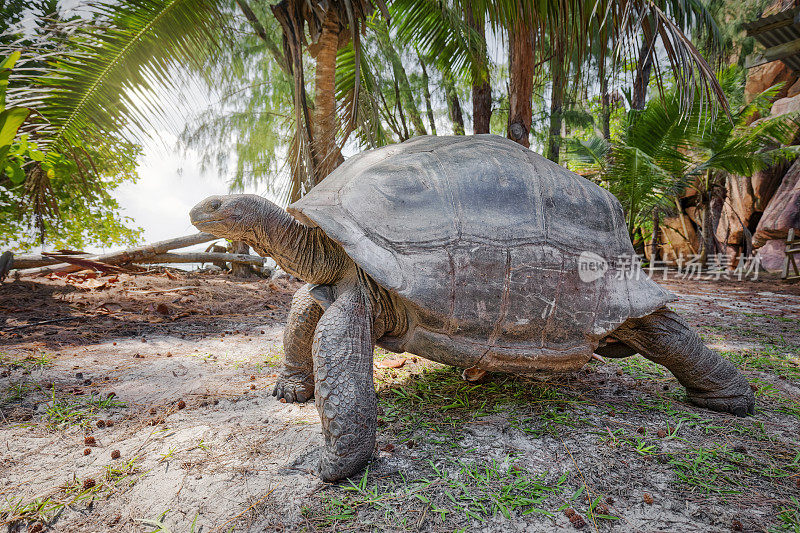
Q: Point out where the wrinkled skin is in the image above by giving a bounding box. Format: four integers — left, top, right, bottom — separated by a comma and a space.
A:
190, 193, 755, 483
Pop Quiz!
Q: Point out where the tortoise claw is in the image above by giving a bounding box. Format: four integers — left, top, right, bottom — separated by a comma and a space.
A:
687, 381, 756, 418
273, 372, 314, 404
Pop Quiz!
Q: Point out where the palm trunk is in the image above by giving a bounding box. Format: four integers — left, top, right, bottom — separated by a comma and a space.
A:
507, 20, 533, 147
598, 38, 611, 140
650, 208, 660, 262
700, 171, 715, 266
312, 12, 341, 183
466, 6, 491, 134
546, 45, 564, 163
632, 21, 657, 112
418, 54, 437, 136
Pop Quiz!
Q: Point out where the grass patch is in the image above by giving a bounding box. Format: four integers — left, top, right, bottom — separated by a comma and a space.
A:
43, 390, 126, 429
0, 352, 52, 372
304, 457, 572, 530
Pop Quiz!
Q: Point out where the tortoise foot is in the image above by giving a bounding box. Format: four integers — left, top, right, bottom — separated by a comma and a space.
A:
687, 376, 755, 417
318, 433, 372, 482
273, 371, 314, 403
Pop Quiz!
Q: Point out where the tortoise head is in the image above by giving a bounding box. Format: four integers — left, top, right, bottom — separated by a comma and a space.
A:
190, 194, 270, 241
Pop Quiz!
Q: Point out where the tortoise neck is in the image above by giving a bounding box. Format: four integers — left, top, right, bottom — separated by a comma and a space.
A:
248, 204, 352, 285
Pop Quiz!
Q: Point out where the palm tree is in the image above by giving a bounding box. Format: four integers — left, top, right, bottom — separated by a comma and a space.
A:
568, 67, 800, 264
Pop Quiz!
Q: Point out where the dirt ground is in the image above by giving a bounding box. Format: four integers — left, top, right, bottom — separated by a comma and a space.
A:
0, 269, 798, 532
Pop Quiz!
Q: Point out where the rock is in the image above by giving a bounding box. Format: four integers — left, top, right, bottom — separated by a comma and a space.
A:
753, 163, 790, 211
716, 174, 757, 249
770, 94, 800, 118
754, 158, 800, 247
745, 59, 797, 106
788, 77, 800, 98
757, 239, 787, 272
649, 216, 699, 264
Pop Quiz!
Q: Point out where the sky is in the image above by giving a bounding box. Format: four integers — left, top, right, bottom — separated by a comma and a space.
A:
109, 130, 262, 251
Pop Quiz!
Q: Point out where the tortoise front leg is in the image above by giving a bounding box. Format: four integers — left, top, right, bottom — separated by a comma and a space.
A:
613, 307, 755, 417
312, 286, 376, 482
273, 284, 323, 403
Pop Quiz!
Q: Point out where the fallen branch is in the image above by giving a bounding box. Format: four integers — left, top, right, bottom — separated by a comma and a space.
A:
14, 233, 218, 276
40, 253, 132, 274
138, 252, 269, 266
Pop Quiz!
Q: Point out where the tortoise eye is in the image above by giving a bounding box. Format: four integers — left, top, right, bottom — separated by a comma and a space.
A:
207, 198, 222, 212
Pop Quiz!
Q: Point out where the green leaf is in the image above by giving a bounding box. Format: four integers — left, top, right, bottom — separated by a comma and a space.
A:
0, 52, 21, 109
0, 107, 30, 147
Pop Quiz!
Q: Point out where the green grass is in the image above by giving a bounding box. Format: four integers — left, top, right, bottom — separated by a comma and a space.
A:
773, 497, 800, 533
0, 352, 52, 372
304, 458, 573, 530
43, 390, 126, 429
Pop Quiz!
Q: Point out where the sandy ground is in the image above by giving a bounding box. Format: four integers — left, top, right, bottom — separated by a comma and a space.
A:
0, 269, 798, 532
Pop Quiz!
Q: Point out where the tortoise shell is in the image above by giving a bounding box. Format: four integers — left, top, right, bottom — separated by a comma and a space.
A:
289, 135, 673, 372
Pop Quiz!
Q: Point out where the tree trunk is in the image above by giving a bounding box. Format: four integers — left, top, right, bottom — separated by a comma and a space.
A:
442, 66, 465, 135
230, 241, 255, 277
650, 208, 660, 262
546, 45, 564, 163
632, 21, 657, 112
312, 12, 342, 183
598, 40, 611, 140
507, 20, 533, 147
465, 6, 491, 134
418, 54, 437, 136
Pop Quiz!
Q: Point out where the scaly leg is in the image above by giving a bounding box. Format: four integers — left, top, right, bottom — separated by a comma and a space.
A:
613, 307, 755, 417
273, 284, 323, 403
312, 286, 376, 482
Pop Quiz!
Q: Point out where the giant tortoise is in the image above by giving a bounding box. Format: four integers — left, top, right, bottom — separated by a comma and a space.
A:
190, 134, 755, 482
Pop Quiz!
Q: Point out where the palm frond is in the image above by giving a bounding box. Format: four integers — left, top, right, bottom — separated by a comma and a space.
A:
7, 0, 232, 154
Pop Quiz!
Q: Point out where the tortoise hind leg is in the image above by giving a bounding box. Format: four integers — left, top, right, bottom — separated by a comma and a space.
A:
612, 307, 755, 417
273, 284, 323, 403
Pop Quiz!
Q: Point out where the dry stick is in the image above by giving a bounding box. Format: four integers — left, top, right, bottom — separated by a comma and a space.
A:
2, 316, 83, 331
211, 487, 277, 533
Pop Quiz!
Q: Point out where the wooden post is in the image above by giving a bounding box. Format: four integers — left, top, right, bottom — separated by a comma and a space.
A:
782, 228, 800, 280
